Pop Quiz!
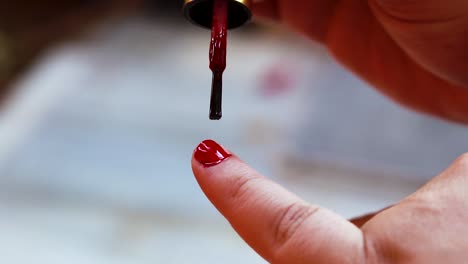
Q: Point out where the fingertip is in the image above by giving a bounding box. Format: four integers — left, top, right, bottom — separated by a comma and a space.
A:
191, 140, 256, 215
191, 139, 238, 190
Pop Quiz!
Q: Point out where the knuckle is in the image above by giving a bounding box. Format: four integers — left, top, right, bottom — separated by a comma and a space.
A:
374, 0, 420, 11
372, 0, 443, 22
374, 0, 468, 28
374, 0, 411, 13
228, 171, 262, 202
272, 202, 319, 247
455, 153, 468, 167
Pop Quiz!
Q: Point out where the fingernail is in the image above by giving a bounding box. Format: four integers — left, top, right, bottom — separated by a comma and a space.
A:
194, 140, 231, 167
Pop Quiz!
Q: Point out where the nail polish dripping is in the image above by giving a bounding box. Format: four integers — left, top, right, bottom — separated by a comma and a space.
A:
209, 0, 228, 120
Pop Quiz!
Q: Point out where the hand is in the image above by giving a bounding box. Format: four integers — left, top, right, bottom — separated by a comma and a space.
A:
252, 0, 468, 124
192, 140, 468, 263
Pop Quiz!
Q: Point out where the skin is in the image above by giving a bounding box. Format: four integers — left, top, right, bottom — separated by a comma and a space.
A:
192, 1, 468, 263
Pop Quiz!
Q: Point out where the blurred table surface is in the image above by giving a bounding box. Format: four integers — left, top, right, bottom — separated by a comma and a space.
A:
0, 16, 466, 264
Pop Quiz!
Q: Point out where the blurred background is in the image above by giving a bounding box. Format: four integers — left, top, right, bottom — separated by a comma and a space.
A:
0, 1, 467, 263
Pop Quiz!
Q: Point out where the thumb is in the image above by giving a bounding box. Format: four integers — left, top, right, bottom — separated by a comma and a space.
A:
192, 140, 365, 264
370, 0, 468, 86
372, 0, 468, 21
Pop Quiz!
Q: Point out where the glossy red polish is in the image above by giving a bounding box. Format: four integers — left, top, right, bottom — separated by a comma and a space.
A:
194, 140, 231, 167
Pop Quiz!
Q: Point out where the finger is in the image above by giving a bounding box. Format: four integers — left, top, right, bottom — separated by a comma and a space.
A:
320, 0, 468, 123
252, 0, 468, 85
370, 0, 468, 86
192, 140, 365, 263
251, 1, 468, 123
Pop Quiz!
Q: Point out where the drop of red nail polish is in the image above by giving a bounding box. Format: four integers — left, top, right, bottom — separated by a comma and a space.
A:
209, 0, 228, 120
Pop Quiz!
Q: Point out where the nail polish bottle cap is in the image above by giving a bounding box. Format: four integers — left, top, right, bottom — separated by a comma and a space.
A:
183, 0, 252, 30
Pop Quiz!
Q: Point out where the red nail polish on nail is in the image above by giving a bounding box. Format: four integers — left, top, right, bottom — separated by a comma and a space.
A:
194, 140, 231, 167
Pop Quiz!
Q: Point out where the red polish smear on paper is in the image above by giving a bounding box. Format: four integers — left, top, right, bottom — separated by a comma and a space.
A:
208, 0, 228, 120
